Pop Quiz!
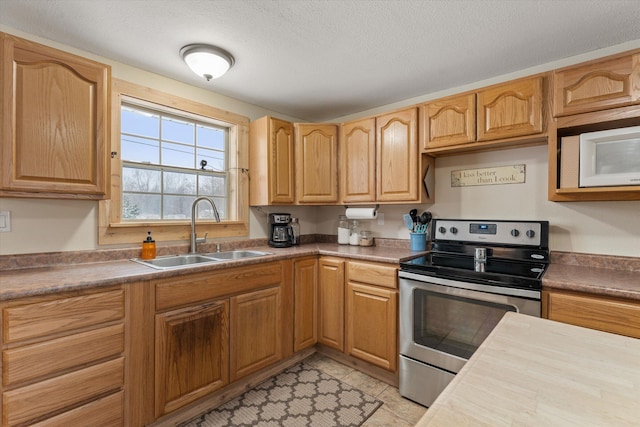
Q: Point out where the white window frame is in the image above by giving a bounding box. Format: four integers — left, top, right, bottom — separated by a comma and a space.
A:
99, 79, 249, 245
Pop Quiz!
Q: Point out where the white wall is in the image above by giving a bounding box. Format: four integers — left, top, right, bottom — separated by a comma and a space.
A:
316, 146, 640, 257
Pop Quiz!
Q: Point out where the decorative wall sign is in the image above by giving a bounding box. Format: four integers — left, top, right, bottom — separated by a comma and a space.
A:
451, 164, 526, 187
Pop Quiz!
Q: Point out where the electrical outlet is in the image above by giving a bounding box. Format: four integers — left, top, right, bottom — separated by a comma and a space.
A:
0, 211, 10, 232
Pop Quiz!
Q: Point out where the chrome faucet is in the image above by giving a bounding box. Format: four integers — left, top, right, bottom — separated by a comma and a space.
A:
190, 196, 221, 253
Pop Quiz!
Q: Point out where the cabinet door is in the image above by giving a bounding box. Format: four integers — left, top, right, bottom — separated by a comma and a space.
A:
317, 257, 345, 351
340, 118, 376, 203
230, 287, 282, 381
554, 52, 640, 117
269, 118, 296, 203
294, 258, 318, 352
477, 76, 543, 141
543, 290, 640, 339
421, 93, 476, 149
346, 283, 397, 372
376, 108, 418, 201
155, 300, 229, 417
0, 32, 109, 198
295, 124, 339, 203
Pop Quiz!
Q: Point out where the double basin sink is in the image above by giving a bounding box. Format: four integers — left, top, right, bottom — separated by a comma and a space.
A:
132, 250, 271, 270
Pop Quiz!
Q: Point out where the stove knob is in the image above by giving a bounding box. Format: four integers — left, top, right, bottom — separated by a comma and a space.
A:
526, 229, 536, 238
511, 229, 520, 237
438, 226, 446, 234
449, 227, 458, 234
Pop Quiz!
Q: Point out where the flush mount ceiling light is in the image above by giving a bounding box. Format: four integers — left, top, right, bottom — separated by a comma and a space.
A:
180, 44, 235, 81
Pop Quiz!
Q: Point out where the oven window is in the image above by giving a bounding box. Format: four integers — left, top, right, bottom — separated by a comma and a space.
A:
413, 289, 516, 360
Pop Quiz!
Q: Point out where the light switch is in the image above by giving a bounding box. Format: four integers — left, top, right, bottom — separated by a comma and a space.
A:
0, 211, 11, 232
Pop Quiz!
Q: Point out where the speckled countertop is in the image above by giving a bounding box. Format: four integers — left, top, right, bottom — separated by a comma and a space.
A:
0, 242, 422, 301
2, 241, 638, 302
543, 251, 640, 301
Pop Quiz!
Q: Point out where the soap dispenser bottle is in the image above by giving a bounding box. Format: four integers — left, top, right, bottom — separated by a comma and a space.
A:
141, 231, 156, 260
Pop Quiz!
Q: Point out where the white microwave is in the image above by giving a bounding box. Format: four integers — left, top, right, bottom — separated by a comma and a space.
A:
579, 125, 640, 187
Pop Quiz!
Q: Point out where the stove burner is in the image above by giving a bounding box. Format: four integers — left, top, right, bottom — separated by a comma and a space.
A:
400, 219, 550, 291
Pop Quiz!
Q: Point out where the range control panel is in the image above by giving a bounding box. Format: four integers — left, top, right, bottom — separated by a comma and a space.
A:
433, 219, 548, 247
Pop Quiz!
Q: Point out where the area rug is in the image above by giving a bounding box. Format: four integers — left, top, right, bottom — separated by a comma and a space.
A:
179, 362, 382, 427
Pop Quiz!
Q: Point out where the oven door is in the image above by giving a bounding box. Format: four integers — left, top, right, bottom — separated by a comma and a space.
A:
399, 271, 540, 374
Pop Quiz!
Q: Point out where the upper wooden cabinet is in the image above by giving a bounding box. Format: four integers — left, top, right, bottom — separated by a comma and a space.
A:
249, 116, 295, 205
553, 51, 640, 117
477, 76, 544, 141
421, 75, 548, 156
340, 117, 377, 203
295, 123, 339, 203
421, 93, 476, 149
376, 107, 420, 202
0, 32, 110, 199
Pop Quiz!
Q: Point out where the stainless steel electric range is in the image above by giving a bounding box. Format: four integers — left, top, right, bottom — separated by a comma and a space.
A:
398, 219, 549, 407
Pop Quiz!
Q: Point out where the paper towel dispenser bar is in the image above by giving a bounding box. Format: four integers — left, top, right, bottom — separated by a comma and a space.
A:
344, 205, 378, 219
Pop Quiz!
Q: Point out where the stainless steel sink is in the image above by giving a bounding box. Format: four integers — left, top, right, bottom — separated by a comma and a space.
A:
131, 254, 220, 270
131, 250, 271, 270
204, 250, 272, 260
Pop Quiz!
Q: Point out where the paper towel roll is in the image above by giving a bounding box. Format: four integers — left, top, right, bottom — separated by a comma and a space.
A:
345, 207, 377, 219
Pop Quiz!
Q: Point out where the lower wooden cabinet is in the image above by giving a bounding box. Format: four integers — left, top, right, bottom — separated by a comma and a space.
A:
230, 286, 282, 381
293, 257, 318, 352
346, 283, 397, 372
155, 300, 229, 417
317, 257, 345, 351
345, 261, 398, 372
543, 289, 640, 339
0, 287, 127, 427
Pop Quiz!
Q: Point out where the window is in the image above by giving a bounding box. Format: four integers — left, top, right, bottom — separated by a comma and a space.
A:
99, 79, 250, 245
120, 103, 228, 221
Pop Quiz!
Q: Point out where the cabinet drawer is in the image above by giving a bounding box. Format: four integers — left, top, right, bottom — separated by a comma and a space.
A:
3, 324, 124, 386
155, 262, 282, 311
4, 290, 124, 343
3, 357, 123, 426
544, 290, 640, 339
347, 261, 397, 289
29, 391, 123, 427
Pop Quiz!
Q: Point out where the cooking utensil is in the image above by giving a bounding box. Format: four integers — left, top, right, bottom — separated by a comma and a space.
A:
403, 214, 415, 231
409, 209, 418, 225
420, 211, 432, 225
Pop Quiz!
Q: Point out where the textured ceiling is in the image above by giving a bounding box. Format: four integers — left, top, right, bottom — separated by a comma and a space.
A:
2, 0, 640, 122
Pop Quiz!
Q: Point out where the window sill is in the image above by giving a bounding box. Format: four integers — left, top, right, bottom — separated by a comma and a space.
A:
98, 220, 248, 245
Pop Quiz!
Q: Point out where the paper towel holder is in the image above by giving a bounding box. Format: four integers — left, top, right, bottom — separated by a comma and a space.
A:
344, 204, 379, 220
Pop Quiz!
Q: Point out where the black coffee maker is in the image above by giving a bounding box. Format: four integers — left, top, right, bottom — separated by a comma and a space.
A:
268, 213, 294, 248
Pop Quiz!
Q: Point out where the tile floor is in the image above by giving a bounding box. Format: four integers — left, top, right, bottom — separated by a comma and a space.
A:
303, 353, 427, 427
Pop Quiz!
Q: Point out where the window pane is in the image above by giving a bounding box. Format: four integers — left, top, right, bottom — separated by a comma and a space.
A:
197, 125, 225, 150
196, 197, 225, 219
121, 135, 159, 164
199, 175, 226, 197
163, 195, 194, 219
197, 148, 225, 171
164, 171, 196, 195
161, 142, 195, 168
162, 117, 194, 145
121, 107, 159, 138
122, 167, 161, 193
122, 193, 161, 220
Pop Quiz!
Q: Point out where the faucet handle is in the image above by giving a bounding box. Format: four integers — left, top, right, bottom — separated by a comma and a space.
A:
195, 232, 208, 244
